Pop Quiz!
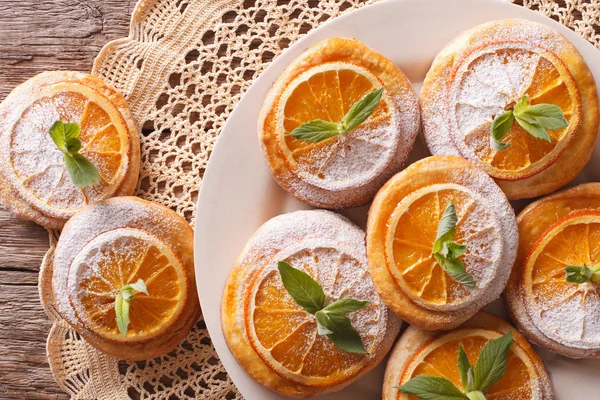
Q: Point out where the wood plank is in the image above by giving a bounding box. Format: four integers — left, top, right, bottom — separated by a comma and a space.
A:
0, 0, 137, 100
0, 209, 49, 271
0, 284, 66, 399
0, 1, 136, 398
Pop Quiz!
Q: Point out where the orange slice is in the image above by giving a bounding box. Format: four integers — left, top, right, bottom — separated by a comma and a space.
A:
0, 71, 139, 228
244, 238, 387, 387
8, 85, 131, 216
398, 329, 543, 400
449, 45, 580, 181
277, 62, 398, 191
222, 209, 400, 396
67, 228, 188, 343
385, 183, 503, 311
367, 156, 516, 330
383, 312, 552, 400
522, 210, 600, 351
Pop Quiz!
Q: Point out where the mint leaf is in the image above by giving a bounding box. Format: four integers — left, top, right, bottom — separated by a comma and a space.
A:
288, 88, 384, 143
513, 96, 530, 116
395, 376, 468, 400
492, 95, 568, 151
125, 278, 149, 295
278, 261, 370, 354
115, 279, 149, 336
565, 265, 600, 284
440, 242, 466, 259
49, 120, 99, 188
315, 310, 366, 354
340, 87, 384, 132
435, 254, 477, 290
433, 201, 458, 252
473, 331, 513, 392
432, 202, 476, 289
115, 293, 129, 336
466, 391, 486, 400
522, 103, 568, 130
490, 110, 513, 151
65, 138, 82, 155
514, 116, 551, 142
278, 261, 325, 315
322, 298, 370, 314
49, 120, 81, 151
288, 119, 341, 143
64, 153, 100, 188
457, 344, 472, 392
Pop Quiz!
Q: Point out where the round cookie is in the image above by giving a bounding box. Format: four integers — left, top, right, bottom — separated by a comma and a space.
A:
383, 311, 553, 400
505, 183, 600, 358
222, 210, 401, 397
367, 156, 518, 330
420, 19, 599, 199
52, 197, 199, 360
258, 37, 420, 208
0, 71, 140, 229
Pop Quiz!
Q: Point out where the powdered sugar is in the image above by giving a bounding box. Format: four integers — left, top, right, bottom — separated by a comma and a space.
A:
234, 210, 399, 379
52, 198, 183, 327
527, 288, 600, 350
0, 71, 134, 224
449, 45, 542, 163
422, 19, 569, 164
260, 38, 420, 208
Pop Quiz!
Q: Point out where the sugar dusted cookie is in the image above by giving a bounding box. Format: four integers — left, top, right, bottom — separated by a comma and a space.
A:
222, 210, 401, 397
383, 311, 553, 400
0, 71, 140, 229
505, 183, 600, 358
51, 197, 199, 361
367, 156, 517, 330
259, 37, 420, 208
421, 19, 599, 199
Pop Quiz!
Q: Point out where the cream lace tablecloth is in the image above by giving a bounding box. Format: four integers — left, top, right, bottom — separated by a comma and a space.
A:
38, 0, 600, 398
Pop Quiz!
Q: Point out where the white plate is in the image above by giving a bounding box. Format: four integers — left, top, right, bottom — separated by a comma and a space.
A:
194, 0, 600, 398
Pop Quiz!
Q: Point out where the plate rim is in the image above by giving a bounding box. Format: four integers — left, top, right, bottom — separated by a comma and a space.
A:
193, 0, 600, 398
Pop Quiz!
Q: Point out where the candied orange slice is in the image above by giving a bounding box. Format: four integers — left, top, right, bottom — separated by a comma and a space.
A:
67, 228, 187, 342
398, 328, 544, 400
450, 46, 580, 180
7, 82, 131, 218
522, 210, 600, 349
385, 183, 502, 310
277, 62, 397, 191
244, 240, 386, 387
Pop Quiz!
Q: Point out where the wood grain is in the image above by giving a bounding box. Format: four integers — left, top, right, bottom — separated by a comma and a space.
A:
0, 1, 136, 398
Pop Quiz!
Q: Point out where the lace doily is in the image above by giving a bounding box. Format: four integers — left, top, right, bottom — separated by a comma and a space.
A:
38, 0, 600, 398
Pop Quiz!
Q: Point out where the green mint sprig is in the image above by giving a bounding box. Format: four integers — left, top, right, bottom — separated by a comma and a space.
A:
490, 95, 568, 151
395, 331, 514, 400
277, 261, 370, 354
565, 264, 600, 284
432, 202, 476, 289
49, 120, 99, 188
287, 87, 384, 143
115, 279, 149, 336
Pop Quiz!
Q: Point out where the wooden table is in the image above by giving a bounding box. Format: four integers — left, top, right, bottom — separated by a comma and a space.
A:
0, 2, 136, 398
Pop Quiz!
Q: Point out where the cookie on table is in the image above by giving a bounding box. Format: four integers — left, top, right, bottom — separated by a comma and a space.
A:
0, 71, 140, 229
51, 197, 199, 361
421, 19, 599, 199
222, 210, 401, 397
367, 156, 517, 330
505, 183, 600, 358
258, 37, 420, 208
